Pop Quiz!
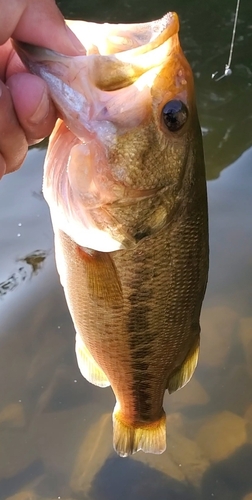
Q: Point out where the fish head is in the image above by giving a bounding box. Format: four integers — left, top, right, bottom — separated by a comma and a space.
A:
14, 13, 203, 251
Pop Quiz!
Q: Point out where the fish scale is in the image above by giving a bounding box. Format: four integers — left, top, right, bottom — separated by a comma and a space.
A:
54, 173, 207, 424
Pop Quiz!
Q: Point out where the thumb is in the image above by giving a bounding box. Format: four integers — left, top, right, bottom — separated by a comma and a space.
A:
2, 0, 84, 55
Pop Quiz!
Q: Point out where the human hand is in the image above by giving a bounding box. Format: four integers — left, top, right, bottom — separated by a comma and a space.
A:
0, 0, 84, 179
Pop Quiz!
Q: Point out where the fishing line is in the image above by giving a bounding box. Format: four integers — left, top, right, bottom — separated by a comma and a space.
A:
212, 0, 241, 81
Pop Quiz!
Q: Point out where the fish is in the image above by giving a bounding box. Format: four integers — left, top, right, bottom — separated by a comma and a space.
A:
14, 11, 209, 457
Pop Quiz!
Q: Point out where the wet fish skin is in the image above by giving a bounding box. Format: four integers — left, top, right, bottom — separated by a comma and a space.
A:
14, 12, 208, 456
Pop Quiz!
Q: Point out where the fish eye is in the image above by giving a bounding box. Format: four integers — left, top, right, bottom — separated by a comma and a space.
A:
162, 99, 188, 132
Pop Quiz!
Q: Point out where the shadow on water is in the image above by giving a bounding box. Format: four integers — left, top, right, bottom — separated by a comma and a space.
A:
0, 1, 251, 499
201, 444, 252, 500
91, 457, 197, 500
0, 461, 44, 500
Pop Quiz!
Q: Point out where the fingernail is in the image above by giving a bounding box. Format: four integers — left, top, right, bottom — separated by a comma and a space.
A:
29, 88, 49, 124
65, 25, 86, 54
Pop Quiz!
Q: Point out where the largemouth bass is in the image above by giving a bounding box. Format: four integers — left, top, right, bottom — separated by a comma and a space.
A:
14, 12, 209, 457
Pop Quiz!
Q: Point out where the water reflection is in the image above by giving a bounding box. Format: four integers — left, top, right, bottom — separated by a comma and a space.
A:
0, 267, 27, 298
0, 250, 48, 299
0, 1, 251, 499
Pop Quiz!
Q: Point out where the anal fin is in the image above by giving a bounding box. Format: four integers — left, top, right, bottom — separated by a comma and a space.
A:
167, 335, 200, 394
113, 404, 166, 457
75, 333, 110, 388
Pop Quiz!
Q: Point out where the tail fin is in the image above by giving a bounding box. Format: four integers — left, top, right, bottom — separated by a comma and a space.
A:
113, 405, 166, 457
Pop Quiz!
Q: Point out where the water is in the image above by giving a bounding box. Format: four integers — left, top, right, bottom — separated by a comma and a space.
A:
0, 0, 252, 499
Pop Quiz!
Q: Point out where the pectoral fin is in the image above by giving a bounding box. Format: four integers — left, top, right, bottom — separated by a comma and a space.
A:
76, 247, 123, 307
75, 333, 110, 388
167, 336, 200, 394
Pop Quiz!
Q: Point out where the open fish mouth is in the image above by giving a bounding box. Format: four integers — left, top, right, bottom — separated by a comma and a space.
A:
12, 12, 193, 252
13, 12, 179, 91
12, 13, 182, 138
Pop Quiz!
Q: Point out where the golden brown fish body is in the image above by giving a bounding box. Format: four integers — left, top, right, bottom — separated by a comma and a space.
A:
14, 12, 208, 456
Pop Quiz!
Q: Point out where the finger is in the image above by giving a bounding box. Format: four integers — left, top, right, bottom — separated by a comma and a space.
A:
0, 80, 27, 173
7, 73, 57, 144
0, 0, 84, 55
0, 154, 6, 180
3, 43, 25, 80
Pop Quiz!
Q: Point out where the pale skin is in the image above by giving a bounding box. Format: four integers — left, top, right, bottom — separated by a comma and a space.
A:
0, 0, 84, 179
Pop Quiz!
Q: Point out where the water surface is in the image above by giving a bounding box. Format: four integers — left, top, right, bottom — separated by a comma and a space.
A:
0, 1, 251, 499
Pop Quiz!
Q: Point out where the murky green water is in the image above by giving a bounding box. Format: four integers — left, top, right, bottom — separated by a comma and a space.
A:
0, 1, 252, 499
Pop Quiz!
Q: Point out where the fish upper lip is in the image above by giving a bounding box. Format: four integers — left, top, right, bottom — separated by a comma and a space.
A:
12, 12, 179, 62
13, 12, 180, 97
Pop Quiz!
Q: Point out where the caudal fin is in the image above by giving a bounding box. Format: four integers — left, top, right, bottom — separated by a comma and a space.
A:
113, 406, 166, 457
